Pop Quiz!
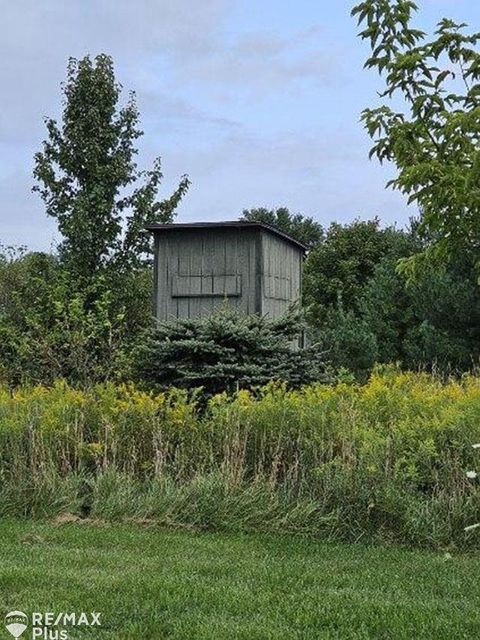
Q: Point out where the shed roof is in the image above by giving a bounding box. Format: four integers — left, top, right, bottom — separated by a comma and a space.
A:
145, 220, 308, 252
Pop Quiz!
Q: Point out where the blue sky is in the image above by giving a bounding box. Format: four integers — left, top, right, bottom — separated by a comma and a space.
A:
1, 0, 479, 250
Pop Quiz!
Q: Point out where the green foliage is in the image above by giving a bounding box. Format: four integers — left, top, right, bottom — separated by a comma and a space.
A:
0, 247, 152, 385
304, 217, 480, 377
352, 0, 480, 271
13, 54, 191, 385
136, 306, 327, 396
303, 218, 416, 322
359, 258, 413, 364
316, 308, 378, 380
2, 370, 480, 547
241, 206, 323, 248
362, 256, 480, 371
33, 54, 190, 281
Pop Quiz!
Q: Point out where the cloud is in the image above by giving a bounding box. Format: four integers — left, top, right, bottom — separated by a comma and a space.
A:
139, 91, 242, 130
165, 127, 412, 229
0, 0, 416, 249
0, 0, 230, 143
170, 26, 340, 102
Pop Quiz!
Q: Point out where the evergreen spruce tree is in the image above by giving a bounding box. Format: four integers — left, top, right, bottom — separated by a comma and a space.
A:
137, 306, 328, 397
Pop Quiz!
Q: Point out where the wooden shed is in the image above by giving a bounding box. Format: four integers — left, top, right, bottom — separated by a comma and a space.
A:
146, 221, 307, 322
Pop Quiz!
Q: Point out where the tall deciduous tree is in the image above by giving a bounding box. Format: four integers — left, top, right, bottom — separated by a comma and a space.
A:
303, 218, 415, 322
241, 207, 323, 249
352, 0, 480, 274
34, 54, 190, 281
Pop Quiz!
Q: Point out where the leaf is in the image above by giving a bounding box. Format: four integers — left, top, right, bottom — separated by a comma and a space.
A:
435, 70, 451, 88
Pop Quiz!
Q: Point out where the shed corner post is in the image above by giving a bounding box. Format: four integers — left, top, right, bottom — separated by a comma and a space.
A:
152, 232, 159, 325
255, 229, 264, 316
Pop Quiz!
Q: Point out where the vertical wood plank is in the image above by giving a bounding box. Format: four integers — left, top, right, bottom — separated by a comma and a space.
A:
152, 226, 304, 324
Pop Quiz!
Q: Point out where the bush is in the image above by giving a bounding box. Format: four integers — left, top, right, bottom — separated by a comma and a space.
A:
0, 248, 153, 386
136, 305, 328, 397
1, 369, 480, 547
313, 308, 378, 381
361, 258, 480, 373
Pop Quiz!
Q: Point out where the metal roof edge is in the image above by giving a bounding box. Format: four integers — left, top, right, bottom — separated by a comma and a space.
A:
145, 221, 308, 252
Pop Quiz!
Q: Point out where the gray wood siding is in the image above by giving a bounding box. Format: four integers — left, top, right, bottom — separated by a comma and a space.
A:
153, 224, 303, 323
259, 231, 302, 318
155, 227, 260, 321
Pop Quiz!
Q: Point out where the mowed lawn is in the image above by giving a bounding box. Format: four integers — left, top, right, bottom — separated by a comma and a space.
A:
1, 520, 480, 639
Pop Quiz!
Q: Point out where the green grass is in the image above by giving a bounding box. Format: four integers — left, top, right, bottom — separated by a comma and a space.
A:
1, 519, 479, 639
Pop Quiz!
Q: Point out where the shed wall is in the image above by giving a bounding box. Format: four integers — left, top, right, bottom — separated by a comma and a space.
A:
260, 230, 302, 317
154, 227, 260, 321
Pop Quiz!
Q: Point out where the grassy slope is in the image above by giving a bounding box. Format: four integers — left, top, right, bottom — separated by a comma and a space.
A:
0, 520, 479, 639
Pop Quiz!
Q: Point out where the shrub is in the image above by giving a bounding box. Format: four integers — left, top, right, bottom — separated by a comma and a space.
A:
313, 308, 378, 381
136, 306, 328, 397
0, 248, 153, 386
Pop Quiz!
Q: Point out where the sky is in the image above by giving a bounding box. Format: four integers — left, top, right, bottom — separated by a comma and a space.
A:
1, 0, 479, 251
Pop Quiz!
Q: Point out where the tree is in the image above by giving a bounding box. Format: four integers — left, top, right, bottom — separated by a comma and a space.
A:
241, 207, 323, 249
0, 248, 138, 386
136, 306, 328, 398
359, 258, 413, 364
303, 216, 480, 377
361, 255, 480, 372
303, 218, 415, 323
33, 54, 190, 282
25, 54, 190, 384
352, 0, 480, 274
315, 308, 378, 381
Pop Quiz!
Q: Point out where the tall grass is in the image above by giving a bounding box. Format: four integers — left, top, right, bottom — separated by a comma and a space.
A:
1, 366, 480, 546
